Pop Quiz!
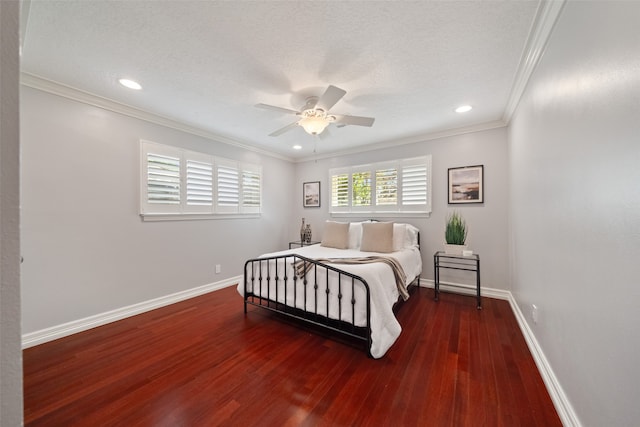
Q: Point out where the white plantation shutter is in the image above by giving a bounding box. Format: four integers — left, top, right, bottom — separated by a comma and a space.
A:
216, 161, 240, 212
331, 169, 350, 212
401, 166, 427, 205
185, 155, 213, 212
147, 153, 181, 204
375, 167, 398, 206
400, 157, 431, 212
140, 140, 261, 218
241, 167, 261, 213
141, 142, 182, 214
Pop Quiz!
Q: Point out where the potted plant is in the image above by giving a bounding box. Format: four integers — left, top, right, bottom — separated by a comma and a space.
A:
444, 211, 468, 255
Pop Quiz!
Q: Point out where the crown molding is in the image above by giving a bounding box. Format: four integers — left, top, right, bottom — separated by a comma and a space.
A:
503, 0, 566, 123
294, 119, 507, 163
19, 72, 294, 162
22, 72, 508, 164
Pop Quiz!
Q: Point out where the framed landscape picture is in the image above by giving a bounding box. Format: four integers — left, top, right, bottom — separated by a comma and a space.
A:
448, 165, 484, 204
303, 181, 320, 207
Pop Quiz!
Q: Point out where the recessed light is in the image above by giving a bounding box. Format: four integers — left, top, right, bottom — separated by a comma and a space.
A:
293, 145, 302, 150
118, 78, 142, 90
455, 105, 472, 113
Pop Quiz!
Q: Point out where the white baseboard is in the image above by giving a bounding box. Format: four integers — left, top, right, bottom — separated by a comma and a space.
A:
419, 277, 511, 301
507, 295, 581, 427
21, 275, 242, 349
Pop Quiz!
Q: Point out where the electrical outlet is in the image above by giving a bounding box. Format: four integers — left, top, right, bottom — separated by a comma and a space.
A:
215, 264, 221, 274
531, 304, 539, 324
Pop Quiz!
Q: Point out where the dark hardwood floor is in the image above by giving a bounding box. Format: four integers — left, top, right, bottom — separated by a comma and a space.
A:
23, 285, 561, 426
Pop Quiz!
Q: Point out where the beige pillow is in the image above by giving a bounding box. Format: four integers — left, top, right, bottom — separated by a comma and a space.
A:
360, 222, 394, 253
321, 221, 350, 249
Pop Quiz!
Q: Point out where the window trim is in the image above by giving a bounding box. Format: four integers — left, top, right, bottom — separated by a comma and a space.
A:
140, 140, 262, 221
328, 155, 432, 218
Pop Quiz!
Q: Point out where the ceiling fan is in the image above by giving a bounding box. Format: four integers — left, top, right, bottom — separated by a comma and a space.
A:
255, 85, 375, 137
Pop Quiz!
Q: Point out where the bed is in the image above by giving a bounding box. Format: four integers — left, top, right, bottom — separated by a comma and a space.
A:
239, 221, 422, 358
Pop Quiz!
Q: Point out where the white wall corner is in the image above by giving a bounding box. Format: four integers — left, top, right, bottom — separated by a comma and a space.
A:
502, 0, 566, 123
22, 276, 242, 349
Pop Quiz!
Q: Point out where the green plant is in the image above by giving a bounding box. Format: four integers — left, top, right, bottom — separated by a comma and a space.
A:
445, 212, 467, 245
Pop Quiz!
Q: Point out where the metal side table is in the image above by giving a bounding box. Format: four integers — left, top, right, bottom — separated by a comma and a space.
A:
433, 251, 481, 309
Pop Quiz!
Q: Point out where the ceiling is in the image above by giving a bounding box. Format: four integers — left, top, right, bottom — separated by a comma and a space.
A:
20, 0, 543, 160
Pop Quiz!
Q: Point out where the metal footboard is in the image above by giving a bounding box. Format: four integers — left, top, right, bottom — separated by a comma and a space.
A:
243, 254, 373, 355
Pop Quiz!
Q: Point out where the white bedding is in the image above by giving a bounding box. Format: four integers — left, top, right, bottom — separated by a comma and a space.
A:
238, 244, 422, 358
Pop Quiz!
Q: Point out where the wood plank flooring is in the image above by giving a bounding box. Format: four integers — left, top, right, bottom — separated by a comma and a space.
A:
23, 285, 561, 426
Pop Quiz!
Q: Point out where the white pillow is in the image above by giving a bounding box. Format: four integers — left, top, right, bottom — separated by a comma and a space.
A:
392, 223, 407, 251
405, 224, 420, 247
391, 223, 421, 250
321, 221, 350, 249
348, 222, 363, 249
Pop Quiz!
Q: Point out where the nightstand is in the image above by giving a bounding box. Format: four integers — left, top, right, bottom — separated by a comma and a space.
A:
433, 251, 481, 309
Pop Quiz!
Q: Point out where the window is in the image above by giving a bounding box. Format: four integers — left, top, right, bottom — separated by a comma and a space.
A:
140, 140, 262, 219
329, 156, 431, 216
352, 171, 371, 207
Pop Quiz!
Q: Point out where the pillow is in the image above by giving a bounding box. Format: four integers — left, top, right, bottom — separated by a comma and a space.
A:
321, 221, 350, 249
360, 222, 394, 253
405, 224, 420, 247
348, 222, 363, 249
392, 223, 407, 251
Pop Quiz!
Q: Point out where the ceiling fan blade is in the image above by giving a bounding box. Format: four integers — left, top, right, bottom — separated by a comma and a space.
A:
315, 85, 346, 112
334, 114, 375, 127
268, 121, 299, 137
255, 103, 300, 115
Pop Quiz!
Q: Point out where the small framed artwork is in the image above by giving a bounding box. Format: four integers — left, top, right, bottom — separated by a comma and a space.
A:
448, 165, 484, 204
303, 181, 321, 208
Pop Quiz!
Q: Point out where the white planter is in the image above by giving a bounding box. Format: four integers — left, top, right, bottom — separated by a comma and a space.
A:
444, 244, 468, 255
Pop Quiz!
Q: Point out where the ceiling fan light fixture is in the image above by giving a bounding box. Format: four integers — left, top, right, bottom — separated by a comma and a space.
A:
299, 109, 333, 135
299, 116, 330, 135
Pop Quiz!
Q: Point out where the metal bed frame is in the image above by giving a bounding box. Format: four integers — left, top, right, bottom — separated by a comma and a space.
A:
243, 237, 420, 357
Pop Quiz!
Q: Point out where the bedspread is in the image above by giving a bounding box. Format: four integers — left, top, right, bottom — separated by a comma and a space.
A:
293, 256, 409, 301
239, 244, 422, 358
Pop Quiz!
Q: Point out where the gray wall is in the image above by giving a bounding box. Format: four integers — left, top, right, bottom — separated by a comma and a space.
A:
293, 127, 510, 291
509, 2, 640, 425
20, 87, 296, 334
0, 1, 23, 424
21, 85, 511, 337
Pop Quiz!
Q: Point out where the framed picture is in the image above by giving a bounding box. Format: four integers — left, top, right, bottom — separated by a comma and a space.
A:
303, 181, 321, 207
448, 165, 484, 204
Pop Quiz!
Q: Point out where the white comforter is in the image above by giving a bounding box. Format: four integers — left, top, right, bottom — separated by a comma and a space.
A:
238, 244, 422, 358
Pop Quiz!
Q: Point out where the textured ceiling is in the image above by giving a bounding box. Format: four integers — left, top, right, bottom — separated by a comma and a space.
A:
21, 0, 541, 160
